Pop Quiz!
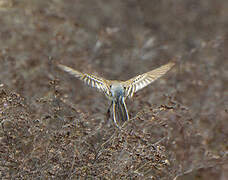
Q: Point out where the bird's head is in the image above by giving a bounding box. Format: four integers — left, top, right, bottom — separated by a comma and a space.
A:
110, 82, 126, 100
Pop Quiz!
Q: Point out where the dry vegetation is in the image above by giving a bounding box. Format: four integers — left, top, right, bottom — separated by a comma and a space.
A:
0, 0, 228, 179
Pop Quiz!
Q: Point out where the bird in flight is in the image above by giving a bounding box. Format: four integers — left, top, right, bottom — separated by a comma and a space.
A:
57, 61, 175, 128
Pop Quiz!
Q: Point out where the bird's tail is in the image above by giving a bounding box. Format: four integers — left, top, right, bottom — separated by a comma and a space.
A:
112, 97, 129, 128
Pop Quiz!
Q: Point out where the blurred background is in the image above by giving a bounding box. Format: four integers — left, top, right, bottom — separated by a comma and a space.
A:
0, 0, 227, 179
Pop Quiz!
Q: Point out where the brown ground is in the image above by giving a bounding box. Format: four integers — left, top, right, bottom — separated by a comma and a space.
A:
0, 0, 227, 179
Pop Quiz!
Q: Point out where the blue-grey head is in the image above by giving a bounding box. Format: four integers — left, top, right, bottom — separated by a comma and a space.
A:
110, 82, 125, 100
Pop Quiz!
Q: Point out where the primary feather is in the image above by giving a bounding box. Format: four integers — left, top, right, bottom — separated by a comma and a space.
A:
57, 64, 111, 96
124, 62, 175, 98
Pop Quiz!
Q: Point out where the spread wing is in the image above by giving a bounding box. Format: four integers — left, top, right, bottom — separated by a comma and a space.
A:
124, 62, 175, 98
57, 64, 111, 96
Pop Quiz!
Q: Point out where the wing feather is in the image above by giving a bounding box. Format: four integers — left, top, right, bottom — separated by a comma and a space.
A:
124, 62, 175, 98
57, 64, 111, 95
